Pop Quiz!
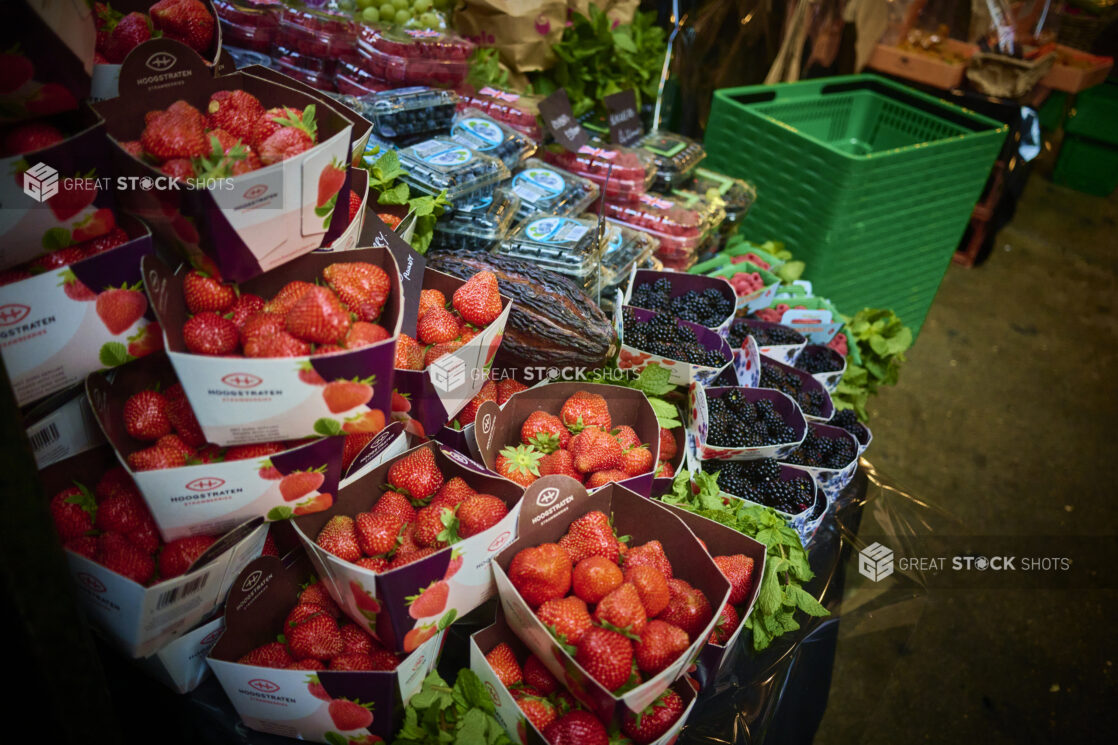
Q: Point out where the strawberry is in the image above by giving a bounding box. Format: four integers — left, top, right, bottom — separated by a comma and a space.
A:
0, 269, 32, 286
522, 654, 559, 695
0, 52, 33, 96
126, 322, 163, 358
3, 122, 64, 155
656, 460, 675, 479
322, 378, 374, 414
285, 604, 328, 632
412, 504, 449, 548
709, 602, 741, 645
141, 101, 208, 162
95, 467, 135, 501
543, 711, 608, 745
624, 565, 671, 617
95, 488, 147, 534
299, 580, 341, 617
538, 450, 584, 483
65, 536, 100, 560
624, 541, 673, 580
407, 580, 449, 619
258, 107, 317, 165
25, 83, 78, 118
45, 173, 97, 221
280, 470, 325, 502
317, 159, 346, 208
76, 226, 130, 256
240, 312, 287, 345
634, 619, 690, 675
96, 283, 147, 334
355, 511, 401, 556
593, 582, 647, 634
432, 477, 475, 509
99, 532, 155, 585
313, 344, 345, 356
373, 491, 417, 524
125, 515, 160, 554
713, 554, 755, 605
287, 659, 324, 671
622, 689, 686, 744
50, 485, 97, 540
657, 579, 712, 641
455, 494, 507, 538
348, 190, 363, 222
496, 378, 528, 405
423, 339, 464, 367
558, 510, 618, 565
559, 391, 611, 433
104, 12, 151, 63
264, 281, 314, 316
571, 556, 623, 604
327, 698, 374, 731
569, 428, 622, 474
508, 543, 571, 608
163, 394, 205, 449
206, 90, 264, 144
355, 552, 388, 570
342, 433, 376, 473
288, 613, 344, 660
451, 271, 502, 326
123, 390, 171, 441
182, 270, 234, 314
519, 411, 569, 453
227, 293, 265, 330
286, 285, 351, 345
485, 643, 523, 687
536, 595, 593, 646
159, 534, 216, 579
389, 546, 440, 569
224, 442, 284, 461
416, 306, 460, 345
156, 434, 195, 460
575, 626, 633, 691
394, 334, 425, 370
417, 289, 446, 320
183, 311, 239, 355
342, 409, 386, 435
495, 444, 542, 487
619, 445, 654, 477
611, 425, 641, 451
244, 331, 311, 358
457, 379, 496, 426
149, 0, 215, 54
517, 695, 557, 733
344, 322, 389, 350
31, 247, 89, 272
238, 641, 293, 668
386, 448, 444, 502
252, 106, 301, 149
658, 427, 678, 461
316, 515, 361, 562
585, 469, 628, 489
127, 444, 186, 471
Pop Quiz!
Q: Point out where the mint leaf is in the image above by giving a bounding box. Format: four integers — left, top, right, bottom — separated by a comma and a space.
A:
314, 418, 344, 436
453, 669, 492, 714
99, 342, 132, 368
377, 182, 410, 206
788, 584, 829, 616
632, 364, 675, 396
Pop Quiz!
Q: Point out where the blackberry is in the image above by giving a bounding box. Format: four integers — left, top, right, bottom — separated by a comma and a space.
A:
705, 391, 795, 448
630, 279, 734, 328
782, 427, 857, 469
727, 319, 806, 348
701, 459, 812, 514
760, 360, 829, 418
623, 308, 728, 369
829, 409, 869, 445
795, 345, 844, 374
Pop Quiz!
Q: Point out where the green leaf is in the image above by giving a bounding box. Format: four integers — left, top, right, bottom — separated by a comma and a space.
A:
42, 227, 72, 251
787, 584, 829, 616
99, 342, 132, 368
631, 364, 675, 396
266, 506, 293, 521
455, 709, 488, 745
377, 182, 410, 206
323, 733, 348, 745
755, 560, 783, 615
438, 607, 458, 630
313, 418, 344, 436
647, 397, 682, 429
454, 669, 493, 714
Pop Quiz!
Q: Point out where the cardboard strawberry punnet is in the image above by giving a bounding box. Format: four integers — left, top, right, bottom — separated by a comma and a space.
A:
492, 478, 731, 723
0, 215, 157, 406
87, 351, 344, 542
136, 615, 225, 694
472, 381, 662, 497
0, 1, 89, 124
208, 553, 444, 744
92, 38, 353, 282
291, 440, 525, 653
470, 605, 699, 745
316, 166, 368, 254
24, 386, 106, 469
41, 446, 268, 658
143, 245, 402, 446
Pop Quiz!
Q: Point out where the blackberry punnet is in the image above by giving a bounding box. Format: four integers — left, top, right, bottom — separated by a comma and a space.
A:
630, 278, 734, 328
782, 427, 857, 469
727, 319, 806, 348
829, 409, 869, 445
701, 459, 813, 514
622, 308, 725, 367
704, 390, 795, 448
760, 360, 829, 418
795, 345, 844, 374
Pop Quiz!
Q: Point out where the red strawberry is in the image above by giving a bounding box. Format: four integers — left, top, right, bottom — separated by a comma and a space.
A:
624, 541, 673, 580
389, 546, 439, 569
96, 283, 147, 335
417, 306, 460, 345
141, 102, 208, 162
495, 444, 542, 487
457, 379, 496, 427
127, 444, 186, 471
95, 487, 147, 534
125, 517, 160, 554
252, 106, 301, 149
280, 470, 325, 502
522, 654, 558, 695
240, 313, 287, 347
322, 378, 374, 414
355, 511, 402, 557
156, 433, 195, 460
394, 334, 425, 370
417, 289, 445, 320
45, 173, 97, 221
4, 122, 64, 155
238, 641, 293, 668
624, 565, 671, 617
159, 534, 216, 579
227, 294, 264, 330
412, 504, 449, 548
519, 411, 569, 453
348, 190, 363, 222
317, 160, 346, 208
496, 378, 528, 405
75, 226, 130, 256
342, 433, 375, 473
386, 448, 444, 502
571, 555, 623, 604
373, 491, 417, 524
126, 322, 163, 358
455, 494, 507, 538
149, 0, 215, 54
182, 270, 234, 314
536, 595, 593, 646
59, 269, 95, 302
443, 552, 463, 579
423, 339, 464, 367
451, 271, 502, 326
0, 52, 33, 95
50, 485, 97, 540
224, 442, 284, 461
622, 689, 686, 744
104, 12, 151, 63
299, 580, 341, 617
258, 107, 317, 165
344, 322, 389, 350
508, 543, 571, 609
327, 699, 374, 731
611, 425, 641, 451
342, 409, 386, 435
244, 331, 311, 358
183, 311, 239, 355
593, 582, 647, 634
288, 613, 344, 661
432, 477, 475, 509
709, 602, 741, 645
634, 619, 690, 675
95, 466, 135, 501
656, 460, 675, 479
517, 695, 557, 732
65, 536, 100, 560
403, 624, 437, 652
575, 626, 633, 691
264, 281, 314, 316
408, 580, 449, 619
25, 83, 78, 118
658, 427, 678, 461
558, 510, 618, 565
163, 395, 205, 449
538, 450, 584, 483
32, 247, 89, 272
484, 643, 522, 687
559, 391, 611, 433
286, 285, 351, 345
569, 428, 622, 474
287, 659, 324, 671
585, 469, 628, 489
543, 711, 608, 745
123, 390, 171, 441
0, 269, 32, 286
316, 515, 361, 562
713, 554, 755, 605
206, 90, 264, 144
99, 532, 155, 585
657, 579, 713, 641
620, 445, 653, 476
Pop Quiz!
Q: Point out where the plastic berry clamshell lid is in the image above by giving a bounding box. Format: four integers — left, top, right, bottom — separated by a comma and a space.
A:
687, 167, 757, 224
601, 192, 710, 258
540, 143, 656, 203
599, 221, 659, 288
457, 86, 543, 140
271, 44, 334, 74
359, 24, 475, 60
213, 0, 281, 27
433, 188, 522, 251
333, 59, 392, 98
449, 108, 537, 168
275, 3, 356, 58
356, 43, 470, 88
638, 129, 706, 192
396, 137, 510, 204
508, 157, 599, 220
668, 189, 726, 238
270, 57, 336, 92
496, 212, 605, 282
366, 86, 458, 138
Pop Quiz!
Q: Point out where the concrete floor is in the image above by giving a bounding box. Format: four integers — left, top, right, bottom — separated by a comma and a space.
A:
815, 164, 1118, 743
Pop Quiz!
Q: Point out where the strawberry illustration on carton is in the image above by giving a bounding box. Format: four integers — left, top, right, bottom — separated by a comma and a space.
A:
86, 351, 345, 542
290, 441, 525, 653
207, 553, 444, 744
92, 38, 353, 282
470, 605, 699, 745
491, 477, 731, 724
142, 246, 401, 446
0, 215, 159, 406
316, 166, 369, 254
41, 446, 268, 658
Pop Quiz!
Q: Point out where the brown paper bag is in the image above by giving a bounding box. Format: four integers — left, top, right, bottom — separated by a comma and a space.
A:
455, 0, 568, 73
567, 0, 640, 26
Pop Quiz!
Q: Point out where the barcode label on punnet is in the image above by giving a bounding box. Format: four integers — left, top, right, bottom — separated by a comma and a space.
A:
156, 574, 209, 609
28, 423, 60, 453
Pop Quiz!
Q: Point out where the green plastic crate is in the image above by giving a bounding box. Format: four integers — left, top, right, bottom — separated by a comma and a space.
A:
704, 75, 1007, 337
1065, 82, 1118, 144
1052, 133, 1118, 196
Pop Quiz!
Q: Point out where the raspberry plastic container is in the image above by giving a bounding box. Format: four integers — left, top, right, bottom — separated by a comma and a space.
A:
365, 87, 458, 139
224, 46, 272, 70
359, 25, 474, 61
333, 59, 391, 98
214, 0, 281, 26
433, 188, 521, 252
276, 3, 357, 59
541, 143, 656, 203
508, 158, 599, 220
449, 108, 536, 168
600, 192, 711, 259
270, 44, 333, 74
270, 56, 336, 92
356, 43, 469, 88
397, 137, 510, 205
457, 86, 542, 140
218, 16, 277, 54
497, 213, 604, 290
667, 189, 726, 238
638, 130, 706, 192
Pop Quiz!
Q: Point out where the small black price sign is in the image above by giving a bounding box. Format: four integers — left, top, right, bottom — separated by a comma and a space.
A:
604, 89, 643, 146
539, 88, 589, 152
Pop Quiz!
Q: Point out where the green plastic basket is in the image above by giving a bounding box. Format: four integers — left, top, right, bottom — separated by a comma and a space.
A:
704, 75, 1007, 337
1052, 133, 1118, 196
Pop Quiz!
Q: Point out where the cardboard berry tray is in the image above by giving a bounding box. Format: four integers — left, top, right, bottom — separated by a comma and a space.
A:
687, 384, 808, 463
622, 268, 736, 335
471, 381, 661, 497
86, 351, 345, 542
0, 1, 89, 124
207, 553, 445, 745
0, 214, 158, 407
756, 354, 836, 423
778, 421, 860, 505
136, 615, 225, 694
23, 385, 106, 470
41, 445, 268, 658
291, 441, 525, 653
143, 246, 402, 446
92, 38, 353, 282
797, 343, 847, 393
492, 478, 730, 723
316, 166, 368, 254
732, 319, 807, 367
615, 303, 733, 387
470, 605, 699, 745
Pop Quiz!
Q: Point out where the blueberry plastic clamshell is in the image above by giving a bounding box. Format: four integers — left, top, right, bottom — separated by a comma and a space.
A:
368, 86, 458, 138
687, 383, 808, 462
623, 268, 736, 335
450, 108, 536, 168
433, 188, 521, 250
615, 305, 733, 387
601, 223, 658, 289
778, 422, 860, 506
497, 212, 603, 277
757, 354, 835, 423
509, 158, 599, 220
731, 318, 807, 365
397, 136, 509, 204
639, 129, 707, 191
796, 343, 847, 393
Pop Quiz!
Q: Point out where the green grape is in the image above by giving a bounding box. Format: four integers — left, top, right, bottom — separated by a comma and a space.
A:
419, 11, 438, 27
392, 0, 408, 10
394, 8, 411, 23
379, 3, 396, 19
413, 0, 432, 12
362, 6, 380, 22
